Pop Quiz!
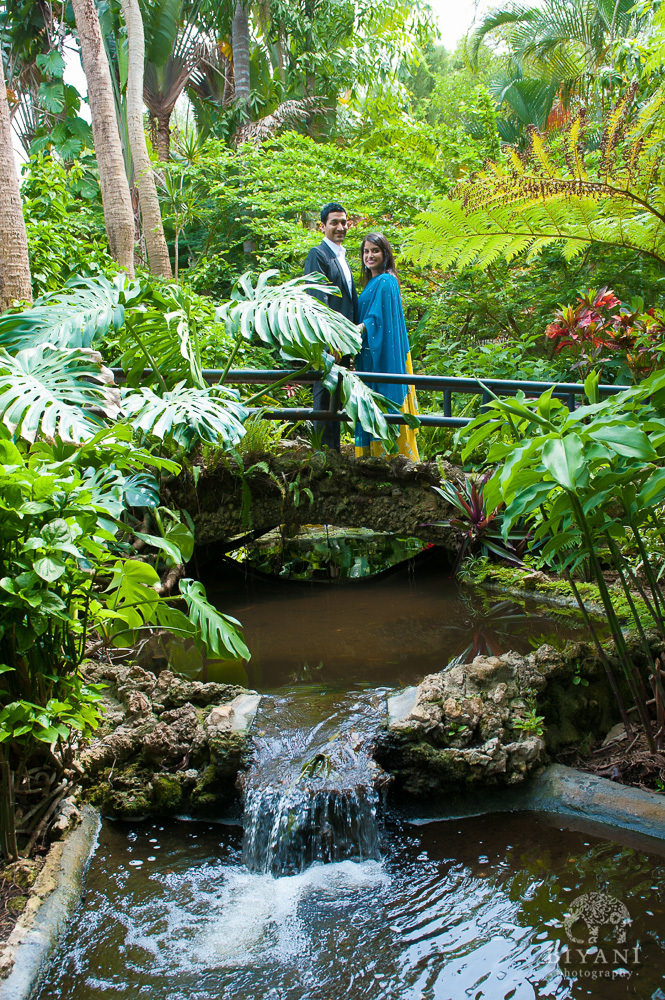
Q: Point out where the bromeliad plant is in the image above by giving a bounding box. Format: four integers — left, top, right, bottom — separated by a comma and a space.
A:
461, 369, 665, 751
432, 472, 527, 573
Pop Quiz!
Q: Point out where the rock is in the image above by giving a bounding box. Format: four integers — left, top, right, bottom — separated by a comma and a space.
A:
50, 797, 82, 839
378, 641, 619, 797
602, 722, 627, 746
142, 704, 203, 765
126, 691, 152, 717
77, 659, 259, 819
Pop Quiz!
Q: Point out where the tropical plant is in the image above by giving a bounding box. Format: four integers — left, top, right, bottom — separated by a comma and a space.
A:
544, 287, 665, 381
0, 429, 249, 858
21, 153, 115, 297
468, 0, 649, 137
120, 0, 172, 278
430, 474, 527, 572
405, 88, 665, 273
0, 48, 32, 310
70, 0, 136, 275
142, 0, 209, 160
460, 369, 665, 751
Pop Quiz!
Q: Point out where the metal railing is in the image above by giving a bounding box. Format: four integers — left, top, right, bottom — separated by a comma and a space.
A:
216, 369, 629, 428
111, 366, 630, 427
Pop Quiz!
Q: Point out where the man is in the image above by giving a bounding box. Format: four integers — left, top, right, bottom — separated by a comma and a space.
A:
304, 201, 359, 451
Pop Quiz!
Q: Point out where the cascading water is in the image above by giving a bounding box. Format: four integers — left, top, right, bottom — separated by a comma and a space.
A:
241, 688, 387, 875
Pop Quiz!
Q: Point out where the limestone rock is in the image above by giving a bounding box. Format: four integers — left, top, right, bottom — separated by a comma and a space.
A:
77, 660, 259, 819
377, 640, 619, 797
50, 796, 82, 839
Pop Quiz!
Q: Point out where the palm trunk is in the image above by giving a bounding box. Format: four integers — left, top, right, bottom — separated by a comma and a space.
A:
71, 0, 135, 277
155, 110, 171, 161
232, 2, 251, 118
120, 0, 172, 279
0, 55, 32, 310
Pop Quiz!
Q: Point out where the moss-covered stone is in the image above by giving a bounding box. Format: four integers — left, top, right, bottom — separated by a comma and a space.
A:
7, 895, 28, 916
151, 773, 185, 813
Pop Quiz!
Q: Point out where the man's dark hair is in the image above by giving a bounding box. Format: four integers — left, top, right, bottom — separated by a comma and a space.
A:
321, 202, 346, 224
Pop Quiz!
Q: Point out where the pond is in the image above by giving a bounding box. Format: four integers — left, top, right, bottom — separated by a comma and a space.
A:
34, 814, 665, 1000
32, 548, 665, 1000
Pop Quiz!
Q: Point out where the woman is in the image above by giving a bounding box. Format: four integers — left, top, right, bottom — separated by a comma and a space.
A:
355, 233, 419, 461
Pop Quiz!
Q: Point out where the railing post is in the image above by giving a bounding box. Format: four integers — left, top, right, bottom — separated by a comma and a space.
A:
443, 388, 452, 419
329, 372, 343, 422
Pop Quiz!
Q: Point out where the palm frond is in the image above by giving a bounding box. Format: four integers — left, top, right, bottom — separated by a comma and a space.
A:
234, 98, 325, 146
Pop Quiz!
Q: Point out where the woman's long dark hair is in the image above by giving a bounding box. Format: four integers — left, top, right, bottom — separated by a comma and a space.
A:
360, 232, 399, 286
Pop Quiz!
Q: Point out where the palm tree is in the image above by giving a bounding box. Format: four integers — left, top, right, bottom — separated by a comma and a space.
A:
0, 50, 32, 309
231, 1, 251, 115
187, 38, 235, 136
143, 0, 209, 160
71, 0, 135, 276
120, 0, 173, 279
469, 0, 648, 126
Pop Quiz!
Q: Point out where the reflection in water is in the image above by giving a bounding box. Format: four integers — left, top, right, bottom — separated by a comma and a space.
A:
202, 560, 594, 691
227, 528, 428, 582
34, 814, 665, 1000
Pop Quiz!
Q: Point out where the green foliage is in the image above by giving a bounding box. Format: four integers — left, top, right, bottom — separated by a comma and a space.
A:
0, 275, 127, 352
121, 383, 247, 450
21, 154, 114, 296
460, 368, 665, 749
431, 474, 527, 570
0, 345, 120, 444
179, 131, 449, 296
405, 90, 665, 272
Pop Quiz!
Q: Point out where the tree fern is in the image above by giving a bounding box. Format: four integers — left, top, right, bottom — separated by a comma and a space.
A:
405, 89, 665, 271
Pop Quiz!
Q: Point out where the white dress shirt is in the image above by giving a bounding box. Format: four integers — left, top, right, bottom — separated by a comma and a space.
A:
323, 237, 353, 294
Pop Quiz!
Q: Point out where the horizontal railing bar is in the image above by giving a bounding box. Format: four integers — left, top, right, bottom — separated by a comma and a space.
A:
246, 408, 470, 427
110, 368, 628, 400
220, 369, 628, 396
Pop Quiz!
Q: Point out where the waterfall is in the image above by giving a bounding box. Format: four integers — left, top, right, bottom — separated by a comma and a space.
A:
240, 691, 385, 876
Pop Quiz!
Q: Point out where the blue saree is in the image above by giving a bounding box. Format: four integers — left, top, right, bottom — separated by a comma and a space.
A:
355, 273, 419, 460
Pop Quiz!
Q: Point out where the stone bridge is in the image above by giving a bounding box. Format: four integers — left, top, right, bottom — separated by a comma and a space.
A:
165, 444, 460, 562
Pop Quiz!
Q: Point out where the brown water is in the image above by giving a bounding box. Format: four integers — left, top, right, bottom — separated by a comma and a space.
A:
32, 561, 665, 1000
201, 559, 590, 690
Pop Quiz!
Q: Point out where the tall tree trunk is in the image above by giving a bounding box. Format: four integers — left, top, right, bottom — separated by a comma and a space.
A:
155, 110, 171, 161
232, 2, 251, 118
71, 0, 135, 277
120, 0, 172, 279
0, 55, 32, 311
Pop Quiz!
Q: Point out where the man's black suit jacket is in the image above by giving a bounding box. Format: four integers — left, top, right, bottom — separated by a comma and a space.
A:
303, 240, 359, 325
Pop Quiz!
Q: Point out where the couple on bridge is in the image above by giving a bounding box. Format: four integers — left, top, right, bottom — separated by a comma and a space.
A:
304, 202, 420, 463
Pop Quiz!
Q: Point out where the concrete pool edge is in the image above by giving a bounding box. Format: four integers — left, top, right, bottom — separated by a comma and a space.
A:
0, 806, 100, 1000
406, 764, 665, 845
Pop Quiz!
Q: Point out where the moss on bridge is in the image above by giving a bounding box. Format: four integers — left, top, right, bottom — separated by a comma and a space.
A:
165, 443, 460, 556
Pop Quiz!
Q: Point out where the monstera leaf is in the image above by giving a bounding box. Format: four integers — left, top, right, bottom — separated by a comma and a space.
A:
121, 382, 247, 450
0, 344, 121, 444
0, 275, 129, 352
216, 270, 362, 363
324, 363, 419, 448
